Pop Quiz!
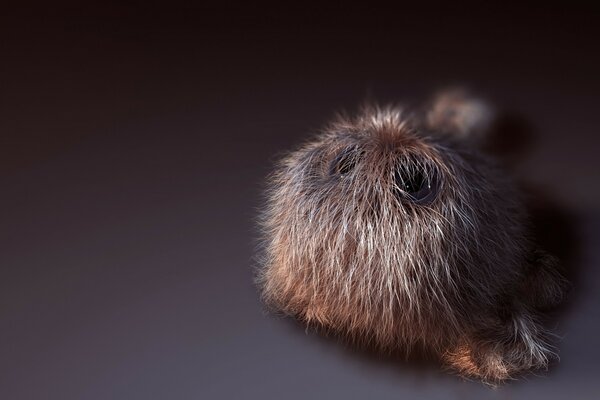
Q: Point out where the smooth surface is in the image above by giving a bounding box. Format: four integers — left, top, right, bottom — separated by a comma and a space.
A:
1, 5, 599, 399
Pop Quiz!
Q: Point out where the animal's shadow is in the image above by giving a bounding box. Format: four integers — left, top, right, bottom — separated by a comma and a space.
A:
278, 316, 445, 378
484, 112, 582, 308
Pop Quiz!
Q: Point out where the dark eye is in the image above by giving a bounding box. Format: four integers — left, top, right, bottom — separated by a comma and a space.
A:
394, 167, 438, 204
331, 147, 360, 176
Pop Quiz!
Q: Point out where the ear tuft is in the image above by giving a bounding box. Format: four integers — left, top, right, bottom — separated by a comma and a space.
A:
425, 88, 494, 142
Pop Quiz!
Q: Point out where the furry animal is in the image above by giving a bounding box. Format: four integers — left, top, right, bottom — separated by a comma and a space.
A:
258, 89, 567, 384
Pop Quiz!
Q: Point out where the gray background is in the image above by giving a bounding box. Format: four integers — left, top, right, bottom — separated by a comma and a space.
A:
1, 4, 599, 399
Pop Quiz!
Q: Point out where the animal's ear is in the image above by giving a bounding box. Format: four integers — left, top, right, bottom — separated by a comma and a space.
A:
424, 88, 494, 143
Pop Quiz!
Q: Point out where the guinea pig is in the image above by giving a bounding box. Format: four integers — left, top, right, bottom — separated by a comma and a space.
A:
257, 89, 567, 384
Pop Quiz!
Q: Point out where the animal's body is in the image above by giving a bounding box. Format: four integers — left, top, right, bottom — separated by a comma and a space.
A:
258, 90, 567, 384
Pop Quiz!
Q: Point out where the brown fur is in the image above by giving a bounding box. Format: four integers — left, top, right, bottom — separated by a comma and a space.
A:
257, 90, 567, 385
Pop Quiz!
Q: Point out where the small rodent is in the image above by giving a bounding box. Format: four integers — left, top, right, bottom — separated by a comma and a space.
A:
257, 89, 568, 384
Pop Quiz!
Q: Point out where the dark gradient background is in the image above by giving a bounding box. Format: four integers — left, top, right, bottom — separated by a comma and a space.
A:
2, 3, 600, 399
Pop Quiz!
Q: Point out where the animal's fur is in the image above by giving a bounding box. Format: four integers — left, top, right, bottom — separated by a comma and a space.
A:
257, 90, 567, 385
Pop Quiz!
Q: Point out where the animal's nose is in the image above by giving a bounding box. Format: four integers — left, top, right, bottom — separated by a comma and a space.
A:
393, 166, 438, 204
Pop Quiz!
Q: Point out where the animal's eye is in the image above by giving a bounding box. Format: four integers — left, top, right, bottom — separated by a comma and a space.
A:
331, 147, 360, 176
394, 166, 438, 204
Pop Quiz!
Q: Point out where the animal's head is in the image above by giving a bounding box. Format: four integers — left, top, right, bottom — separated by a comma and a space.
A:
259, 92, 526, 349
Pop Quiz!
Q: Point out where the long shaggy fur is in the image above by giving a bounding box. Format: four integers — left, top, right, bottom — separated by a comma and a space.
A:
257, 90, 567, 385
